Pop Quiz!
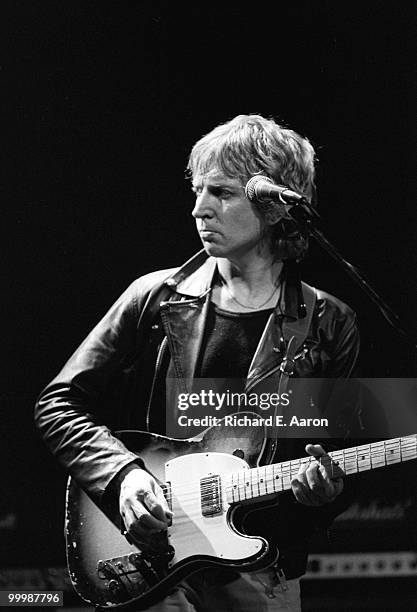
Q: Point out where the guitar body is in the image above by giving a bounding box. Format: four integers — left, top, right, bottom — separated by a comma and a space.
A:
66, 418, 278, 610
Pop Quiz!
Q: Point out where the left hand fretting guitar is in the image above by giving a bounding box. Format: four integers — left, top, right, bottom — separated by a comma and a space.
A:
65, 414, 417, 610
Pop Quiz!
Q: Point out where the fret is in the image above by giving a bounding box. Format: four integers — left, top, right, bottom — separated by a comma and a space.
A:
258, 465, 267, 497
385, 440, 401, 465
263, 466, 269, 495
280, 460, 292, 491
302, 456, 314, 471
252, 466, 260, 498
401, 436, 417, 461
237, 469, 247, 501
370, 441, 386, 469
232, 471, 240, 502
330, 449, 344, 475
271, 464, 277, 492
272, 463, 283, 493
229, 473, 236, 504
244, 469, 252, 500
358, 443, 371, 472
290, 457, 302, 479
288, 459, 299, 488
343, 447, 361, 475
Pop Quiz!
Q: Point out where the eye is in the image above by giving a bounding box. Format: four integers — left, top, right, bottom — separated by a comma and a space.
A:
211, 187, 232, 199
191, 186, 203, 196
221, 190, 232, 198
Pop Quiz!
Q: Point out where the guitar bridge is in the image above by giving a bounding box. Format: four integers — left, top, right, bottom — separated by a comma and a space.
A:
97, 546, 175, 604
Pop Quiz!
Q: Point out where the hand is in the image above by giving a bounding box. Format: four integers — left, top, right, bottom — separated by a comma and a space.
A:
291, 444, 344, 507
119, 468, 172, 546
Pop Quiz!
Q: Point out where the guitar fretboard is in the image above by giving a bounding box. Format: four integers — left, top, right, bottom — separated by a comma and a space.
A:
225, 435, 417, 504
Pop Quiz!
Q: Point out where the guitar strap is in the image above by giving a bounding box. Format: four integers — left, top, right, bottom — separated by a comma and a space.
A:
281, 281, 317, 366
262, 282, 317, 465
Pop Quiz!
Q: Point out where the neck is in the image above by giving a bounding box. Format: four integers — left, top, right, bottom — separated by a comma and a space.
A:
223, 435, 417, 506
216, 256, 283, 293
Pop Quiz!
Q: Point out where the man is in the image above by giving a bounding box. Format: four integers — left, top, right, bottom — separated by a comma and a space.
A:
35, 114, 359, 611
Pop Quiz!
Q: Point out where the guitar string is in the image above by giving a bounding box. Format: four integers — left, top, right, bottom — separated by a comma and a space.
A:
167, 462, 412, 524
165, 459, 417, 512
171, 436, 417, 498
163, 441, 416, 524
166, 436, 417, 501
168, 456, 320, 500
160, 437, 417, 506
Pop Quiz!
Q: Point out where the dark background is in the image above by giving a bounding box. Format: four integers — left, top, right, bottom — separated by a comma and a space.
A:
2, 1, 416, 608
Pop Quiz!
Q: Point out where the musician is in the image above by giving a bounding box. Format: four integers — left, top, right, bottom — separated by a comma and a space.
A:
35, 114, 359, 611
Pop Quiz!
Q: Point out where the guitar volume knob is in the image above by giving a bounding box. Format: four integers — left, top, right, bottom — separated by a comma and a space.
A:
129, 553, 142, 567
108, 579, 121, 593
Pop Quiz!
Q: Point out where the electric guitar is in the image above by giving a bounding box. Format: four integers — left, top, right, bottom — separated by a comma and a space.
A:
65, 416, 417, 610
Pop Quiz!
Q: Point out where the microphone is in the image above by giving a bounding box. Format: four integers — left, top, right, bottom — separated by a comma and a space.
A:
245, 175, 305, 204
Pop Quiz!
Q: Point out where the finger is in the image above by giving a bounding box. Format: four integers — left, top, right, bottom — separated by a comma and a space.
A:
330, 477, 344, 499
129, 498, 168, 532
312, 462, 342, 497
154, 486, 173, 524
305, 461, 327, 493
298, 463, 335, 504
121, 508, 153, 545
143, 490, 171, 527
129, 523, 154, 543
311, 469, 344, 503
306, 444, 345, 479
317, 464, 340, 492
291, 477, 321, 506
305, 443, 326, 458
122, 527, 149, 549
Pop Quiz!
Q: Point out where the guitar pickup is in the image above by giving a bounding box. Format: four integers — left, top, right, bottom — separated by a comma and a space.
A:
200, 475, 222, 516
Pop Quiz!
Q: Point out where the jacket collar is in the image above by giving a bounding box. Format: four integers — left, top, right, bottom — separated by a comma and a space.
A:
170, 255, 217, 298
164, 250, 301, 320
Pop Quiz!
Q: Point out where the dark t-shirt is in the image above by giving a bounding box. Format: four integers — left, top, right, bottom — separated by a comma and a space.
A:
197, 303, 274, 379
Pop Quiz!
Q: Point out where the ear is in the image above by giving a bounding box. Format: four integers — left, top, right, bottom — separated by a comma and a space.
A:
263, 203, 290, 226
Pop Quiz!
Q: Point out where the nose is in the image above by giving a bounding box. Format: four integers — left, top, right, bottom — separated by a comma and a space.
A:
191, 188, 215, 219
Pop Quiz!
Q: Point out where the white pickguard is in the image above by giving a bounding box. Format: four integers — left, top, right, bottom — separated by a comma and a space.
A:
165, 452, 264, 565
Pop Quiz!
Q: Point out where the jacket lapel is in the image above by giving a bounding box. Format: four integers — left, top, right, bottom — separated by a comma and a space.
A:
246, 311, 283, 388
160, 257, 216, 388
160, 296, 210, 388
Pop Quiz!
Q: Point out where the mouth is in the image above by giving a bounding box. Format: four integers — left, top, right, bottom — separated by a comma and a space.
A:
199, 228, 219, 235
199, 230, 220, 242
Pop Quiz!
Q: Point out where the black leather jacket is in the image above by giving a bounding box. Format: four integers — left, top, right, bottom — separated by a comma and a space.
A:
34, 253, 360, 578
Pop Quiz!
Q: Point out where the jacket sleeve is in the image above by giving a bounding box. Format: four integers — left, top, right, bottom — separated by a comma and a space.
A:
307, 299, 361, 527
315, 290, 361, 379
34, 272, 168, 504
281, 296, 361, 537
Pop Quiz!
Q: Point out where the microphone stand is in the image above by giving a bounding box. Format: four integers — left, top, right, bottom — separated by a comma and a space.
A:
287, 198, 416, 349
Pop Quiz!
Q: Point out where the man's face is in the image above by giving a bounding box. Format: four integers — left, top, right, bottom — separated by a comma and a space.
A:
191, 169, 269, 260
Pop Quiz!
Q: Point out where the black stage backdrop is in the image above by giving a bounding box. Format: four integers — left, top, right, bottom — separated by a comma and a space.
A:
2, 1, 416, 609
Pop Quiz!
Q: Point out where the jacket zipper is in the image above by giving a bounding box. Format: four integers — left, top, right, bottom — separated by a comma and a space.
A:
145, 335, 168, 432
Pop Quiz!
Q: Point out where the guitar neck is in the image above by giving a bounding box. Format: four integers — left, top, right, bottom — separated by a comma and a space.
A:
225, 435, 417, 504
